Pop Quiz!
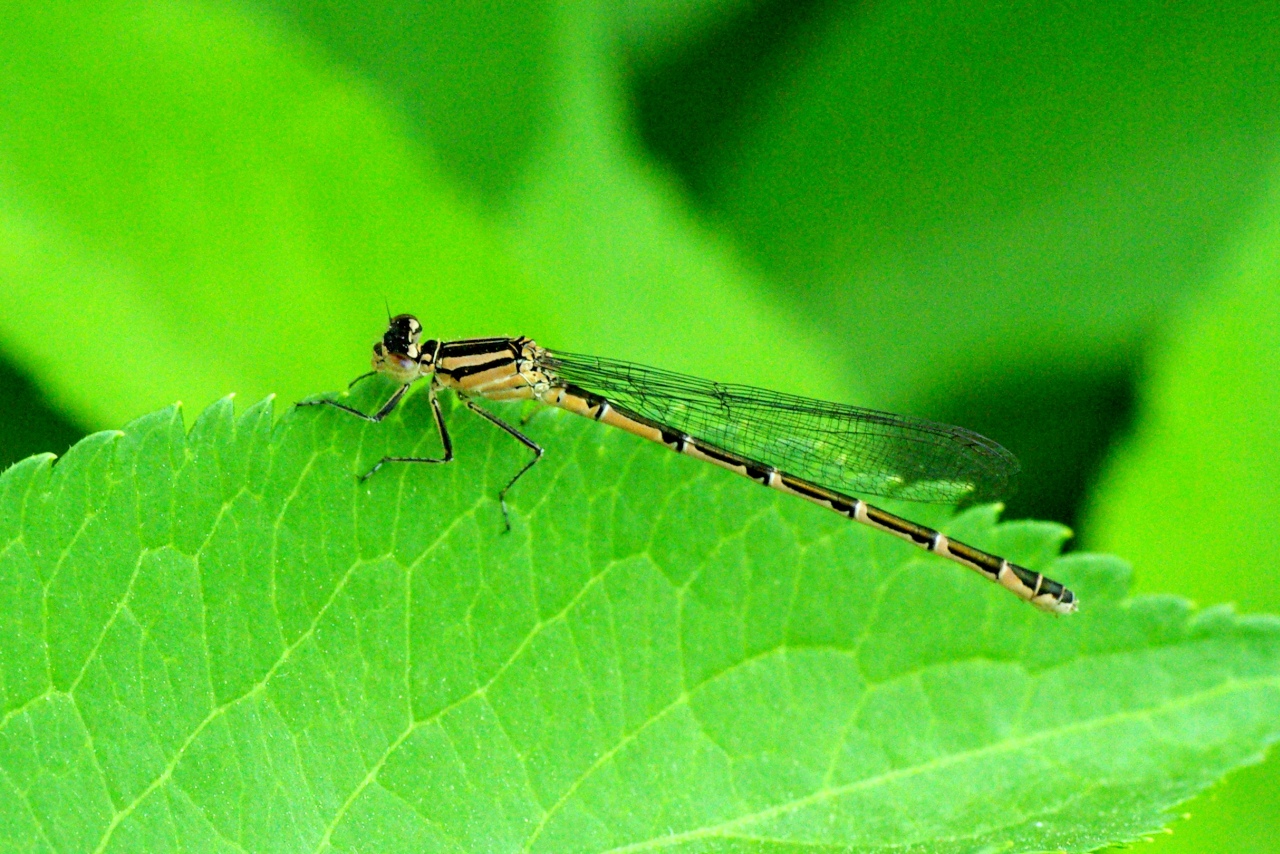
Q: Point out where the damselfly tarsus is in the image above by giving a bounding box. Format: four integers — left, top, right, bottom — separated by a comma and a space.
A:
298, 315, 1077, 614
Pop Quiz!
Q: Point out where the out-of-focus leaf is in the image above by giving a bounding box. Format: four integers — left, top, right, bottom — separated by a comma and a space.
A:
500, 96, 847, 401
1086, 165, 1280, 608
704, 0, 1280, 408
1085, 160, 1280, 853
608, 0, 760, 69
265, 0, 850, 401
495, 3, 847, 400
0, 356, 84, 473
0, 0, 536, 431
1, 391, 1279, 851
263, 0, 559, 207
0, 0, 850, 442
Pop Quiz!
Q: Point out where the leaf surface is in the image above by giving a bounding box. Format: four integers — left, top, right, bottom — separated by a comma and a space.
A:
0, 387, 1277, 852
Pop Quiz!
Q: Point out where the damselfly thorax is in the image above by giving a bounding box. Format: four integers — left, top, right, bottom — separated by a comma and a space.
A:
299, 314, 1077, 615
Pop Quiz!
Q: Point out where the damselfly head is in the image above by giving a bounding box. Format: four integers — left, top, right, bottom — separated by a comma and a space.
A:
371, 314, 432, 382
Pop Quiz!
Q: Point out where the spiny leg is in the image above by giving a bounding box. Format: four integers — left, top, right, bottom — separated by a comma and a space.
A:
301, 382, 543, 526
463, 398, 544, 532
296, 381, 411, 423
360, 386, 454, 480
347, 370, 377, 390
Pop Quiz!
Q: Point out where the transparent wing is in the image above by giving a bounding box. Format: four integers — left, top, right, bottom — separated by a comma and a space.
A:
541, 350, 1018, 505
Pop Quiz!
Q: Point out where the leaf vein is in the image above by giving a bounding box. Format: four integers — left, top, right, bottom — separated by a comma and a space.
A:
600, 674, 1280, 853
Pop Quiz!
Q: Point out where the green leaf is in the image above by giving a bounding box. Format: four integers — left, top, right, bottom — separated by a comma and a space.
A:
492, 1, 848, 402
703, 0, 1280, 408
262, 0, 561, 207
607, 0, 759, 70
1, 390, 1278, 852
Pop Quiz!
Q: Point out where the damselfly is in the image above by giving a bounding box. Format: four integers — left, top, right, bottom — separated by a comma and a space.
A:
299, 315, 1076, 614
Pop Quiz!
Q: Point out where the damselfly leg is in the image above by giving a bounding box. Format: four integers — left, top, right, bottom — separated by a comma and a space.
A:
297, 383, 451, 475
299, 379, 542, 531
460, 399, 543, 529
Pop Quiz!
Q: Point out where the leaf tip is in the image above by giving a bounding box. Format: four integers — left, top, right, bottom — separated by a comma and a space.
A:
3, 451, 56, 475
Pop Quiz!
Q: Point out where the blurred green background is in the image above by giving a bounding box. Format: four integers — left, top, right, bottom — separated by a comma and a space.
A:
1, 0, 1278, 849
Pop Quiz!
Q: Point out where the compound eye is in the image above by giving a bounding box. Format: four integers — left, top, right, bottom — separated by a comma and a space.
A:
383, 317, 417, 356
388, 314, 421, 347
373, 342, 385, 357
